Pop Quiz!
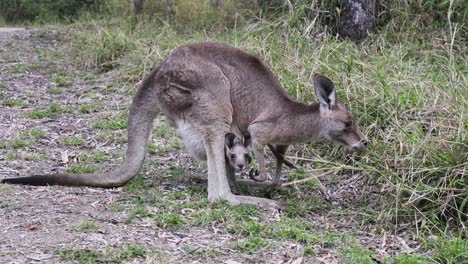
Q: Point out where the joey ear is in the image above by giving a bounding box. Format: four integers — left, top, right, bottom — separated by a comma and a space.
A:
225, 133, 236, 149
313, 74, 336, 110
243, 134, 251, 148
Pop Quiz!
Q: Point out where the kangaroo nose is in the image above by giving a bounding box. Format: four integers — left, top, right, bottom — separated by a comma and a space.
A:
361, 138, 369, 147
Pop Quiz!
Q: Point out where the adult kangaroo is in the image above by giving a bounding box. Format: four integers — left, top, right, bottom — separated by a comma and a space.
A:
2, 43, 368, 209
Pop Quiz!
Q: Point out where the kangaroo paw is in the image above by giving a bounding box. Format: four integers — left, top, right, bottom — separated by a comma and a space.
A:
249, 168, 267, 182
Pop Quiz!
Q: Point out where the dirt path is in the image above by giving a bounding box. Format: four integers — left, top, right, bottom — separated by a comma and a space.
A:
0, 28, 415, 264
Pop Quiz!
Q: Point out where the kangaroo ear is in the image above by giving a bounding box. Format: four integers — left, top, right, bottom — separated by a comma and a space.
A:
313, 74, 336, 110
225, 133, 236, 149
243, 134, 251, 148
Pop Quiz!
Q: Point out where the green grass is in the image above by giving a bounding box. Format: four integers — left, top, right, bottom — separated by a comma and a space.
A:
110, 202, 126, 212
338, 245, 377, 264
66, 164, 98, 174
153, 211, 186, 229
47, 87, 62, 94
394, 253, 430, 264
9, 63, 28, 74
53, 73, 72, 87
20, 130, 45, 139
236, 236, 271, 253
58, 244, 155, 264
72, 219, 97, 233
59, 248, 111, 264
0, 139, 30, 149
427, 236, 467, 264
63, 136, 85, 146
80, 102, 102, 114
29, 129, 46, 139
2, 98, 26, 107
23, 153, 48, 161
93, 114, 128, 130
92, 151, 109, 163
28, 104, 71, 119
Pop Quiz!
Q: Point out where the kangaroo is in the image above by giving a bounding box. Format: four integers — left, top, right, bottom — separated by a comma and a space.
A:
2, 43, 368, 209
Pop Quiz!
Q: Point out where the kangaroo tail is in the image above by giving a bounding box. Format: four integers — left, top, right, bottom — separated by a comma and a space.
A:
1, 70, 160, 188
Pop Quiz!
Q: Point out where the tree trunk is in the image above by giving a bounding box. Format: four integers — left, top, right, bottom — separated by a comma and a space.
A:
338, 0, 376, 42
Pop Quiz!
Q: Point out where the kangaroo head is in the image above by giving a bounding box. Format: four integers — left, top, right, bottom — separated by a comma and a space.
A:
225, 133, 252, 172
314, 74, 368, 152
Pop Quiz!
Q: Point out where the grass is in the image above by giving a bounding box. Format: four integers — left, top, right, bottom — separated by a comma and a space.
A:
236, 236, 271, 253
66, 164, 98, 174
47, 87, 62, 94
58, 244, 156, 263
53, 73, 73, 87
59, 248, 111, 264
0, 139, 30, 149
427, 236, 467, 264
28, 104, 71, 119
63, 136, 85, 146
24, 129, 46, 139
80, 102, 102, 114
72, 219, 97, 233
93, 114, 128, 130
338, 245, 377, 264
2, 98, 27, 107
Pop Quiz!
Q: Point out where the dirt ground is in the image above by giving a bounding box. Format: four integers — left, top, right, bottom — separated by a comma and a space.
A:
0, 28, 418, 263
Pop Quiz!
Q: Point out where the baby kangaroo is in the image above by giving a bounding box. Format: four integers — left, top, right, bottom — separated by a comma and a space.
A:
224, 133, 251, 193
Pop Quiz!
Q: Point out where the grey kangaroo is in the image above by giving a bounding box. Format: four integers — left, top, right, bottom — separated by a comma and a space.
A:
2, 43, 368, 209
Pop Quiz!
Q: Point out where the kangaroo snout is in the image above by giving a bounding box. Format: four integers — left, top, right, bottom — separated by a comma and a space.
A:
351, 137, 369, 152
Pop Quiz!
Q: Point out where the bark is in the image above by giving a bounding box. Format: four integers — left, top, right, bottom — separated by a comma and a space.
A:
338, 0, 376, 42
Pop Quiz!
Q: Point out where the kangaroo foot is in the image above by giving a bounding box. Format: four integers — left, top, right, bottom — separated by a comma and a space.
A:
215, 193, 283, 210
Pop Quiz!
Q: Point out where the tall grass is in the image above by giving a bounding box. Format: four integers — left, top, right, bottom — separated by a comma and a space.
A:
12, 0, 468, 235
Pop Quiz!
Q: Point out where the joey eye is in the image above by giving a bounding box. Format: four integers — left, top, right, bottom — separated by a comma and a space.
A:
244, 154, 249, 159
230, 154, 236, 159
344, 121, 353, 128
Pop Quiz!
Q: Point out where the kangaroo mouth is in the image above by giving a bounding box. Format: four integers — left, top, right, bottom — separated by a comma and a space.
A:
349, 142, 368, 152
234, 167, 244, 173
350, 146, 366, 152
332, 137, 368, 152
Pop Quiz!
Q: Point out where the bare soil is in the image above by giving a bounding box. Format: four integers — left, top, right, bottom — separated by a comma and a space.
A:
0, 28, 419, 263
